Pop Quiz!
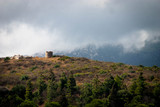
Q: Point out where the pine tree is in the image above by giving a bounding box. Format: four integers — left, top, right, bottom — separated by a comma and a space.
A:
37, 75, 47, 104
37, 75, 47, 96
47, 71, 57, 102
67, 72, 76, 95
135, 72, 145, 95
25, 80, 33, 100
107, 81, 119, 107
60, 72, 67, 91
92, 75, 103, 99
80, 83, 93, 105
48, 69, 55, 82
59, 93, 68, 107
103, 75, 115, 97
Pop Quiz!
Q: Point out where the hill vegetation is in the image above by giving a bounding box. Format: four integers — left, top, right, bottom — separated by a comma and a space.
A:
0, 56, 160, 107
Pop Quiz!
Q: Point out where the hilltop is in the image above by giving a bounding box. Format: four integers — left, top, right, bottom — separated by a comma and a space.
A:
1, 56, 159, 88
0, 56, 160, 107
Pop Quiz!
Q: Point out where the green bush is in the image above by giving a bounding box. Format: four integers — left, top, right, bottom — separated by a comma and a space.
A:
117, 63, 124, 67
85, 99, 105, 107
58, 56, 70, 61
129, 66, 133, 69
129, 71, 136, 73
74, 72, 91, 77
121, 73, 128, 79
138, 65, 144, 68
10, 70, 17, 73
99, 69, 107, 74
54, 64, 60, 68
4, 57, 10, 62
19, 100, 37, 107
20, 75, 29, 80
11, 85, 26, 99
150, 75, 154, 81
93, 66, 100, 69
45, 102, 61, 107
82, 65, 89, 70
30, 66, 37, 71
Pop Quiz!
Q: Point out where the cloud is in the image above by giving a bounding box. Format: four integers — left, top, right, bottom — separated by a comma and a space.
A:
0, 0, 160, 57
0, 22, 63, 56
118, 30, 149, 52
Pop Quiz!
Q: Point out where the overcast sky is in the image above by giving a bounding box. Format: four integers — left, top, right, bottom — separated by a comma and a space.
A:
0, 0, 160, 57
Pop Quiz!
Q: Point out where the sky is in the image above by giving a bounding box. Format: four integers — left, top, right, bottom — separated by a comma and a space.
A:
0, 0, 160, 57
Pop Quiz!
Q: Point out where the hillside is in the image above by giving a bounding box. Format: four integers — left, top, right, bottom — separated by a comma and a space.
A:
0, 56, 160, 107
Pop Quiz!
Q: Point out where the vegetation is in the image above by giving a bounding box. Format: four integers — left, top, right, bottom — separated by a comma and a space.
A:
0, 56, 160, 106
4, 57, 10, 62
20, 75, 29, 81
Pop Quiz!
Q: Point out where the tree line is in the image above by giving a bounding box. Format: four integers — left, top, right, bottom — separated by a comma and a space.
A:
0, 70, 160, 107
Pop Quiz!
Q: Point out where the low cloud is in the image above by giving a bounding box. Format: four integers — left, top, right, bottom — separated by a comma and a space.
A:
0, 0, 160, 57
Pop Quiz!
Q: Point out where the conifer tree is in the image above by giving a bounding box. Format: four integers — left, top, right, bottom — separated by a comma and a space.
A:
47, 70, 57, 102
47, 80, 54, 102
60, 72, 67, 91
80, 83, 93, 105
103, 75, 115, 97
107, 81, 119, 107
92, 75, 103, 99
135, 72, 145, 95
25, 80, 33, 100
67, 72, 76, 95
38, 75, 47, 96
37, 75, 47, 104
48, 69, 55, 82
59, 93, 68, 107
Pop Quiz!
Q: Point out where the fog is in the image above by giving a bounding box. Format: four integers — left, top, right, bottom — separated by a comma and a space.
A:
0, 0, 160, 57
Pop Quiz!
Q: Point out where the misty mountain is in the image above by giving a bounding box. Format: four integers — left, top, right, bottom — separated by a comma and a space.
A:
34, 40, 160, 67
65, 41, 160, 67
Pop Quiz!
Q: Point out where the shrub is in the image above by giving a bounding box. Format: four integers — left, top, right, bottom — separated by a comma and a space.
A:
74, 72, 91, 77
54, 64, 60, 68
129, 71, 136, 73
150, 75, 154, 81
128, 66, 133, 69
99, 69, 107, 74
20, 75, 29, 80
11, 85, 26, 99
30, 66, 37, 71
121, 73, 128, 79
45, 102, 61, 107
139, 65, 144, 68
93, 66, 100, 69
19, 100, 37, 107
4, 57, 10, 62
82, 65, 89, 70
85, 99, 105, 107
117, 63, 124, 67
10, 70, 17, 73
58, 56, 70, 61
